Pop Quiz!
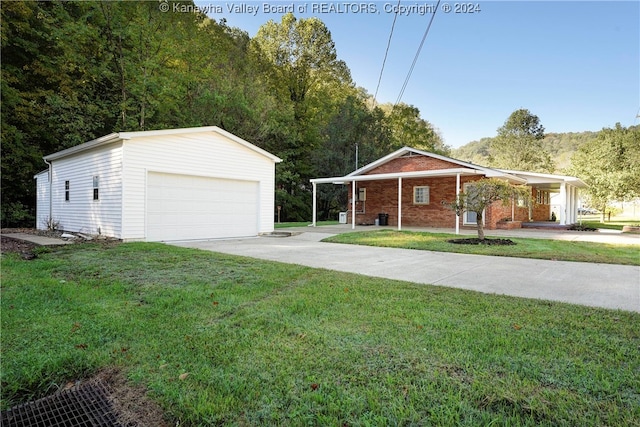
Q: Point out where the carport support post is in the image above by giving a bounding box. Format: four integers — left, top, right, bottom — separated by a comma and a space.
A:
312, 182, 317, 227
559, 182, 567, 225
351, 180, 356, 229
397, 177, 402, 231
455, 173, 460, 235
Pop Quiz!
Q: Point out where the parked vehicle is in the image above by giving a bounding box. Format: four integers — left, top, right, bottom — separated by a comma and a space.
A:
578, 207, 598, 215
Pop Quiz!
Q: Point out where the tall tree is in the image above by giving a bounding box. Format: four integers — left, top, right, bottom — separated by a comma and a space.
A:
568, 123, 640, 221
379, 103, 449, 155
250, 13, 353, 221
489, 108, 553, 172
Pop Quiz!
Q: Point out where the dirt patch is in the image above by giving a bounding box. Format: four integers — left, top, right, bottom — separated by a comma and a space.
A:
94, 368, 170, 427
448, 238, 516, 245
567, 224, 597, 232
3, 368, 170, 426
1, 228, 121, 256
1, 235, 38, 255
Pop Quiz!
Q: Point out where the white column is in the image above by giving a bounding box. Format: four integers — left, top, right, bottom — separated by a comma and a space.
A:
398, 177, 402, 231
559, 182, 567, 225
351, 180, 356, 230
571, 186, 577, 224
312, 182, 317, 227
568, 185, 573, 224
455, 173, 460, 235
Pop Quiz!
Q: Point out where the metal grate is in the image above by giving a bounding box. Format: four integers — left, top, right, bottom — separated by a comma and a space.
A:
1, 380, 130, 427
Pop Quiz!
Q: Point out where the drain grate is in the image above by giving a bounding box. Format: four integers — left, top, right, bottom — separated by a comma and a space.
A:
1, 380, 131, 427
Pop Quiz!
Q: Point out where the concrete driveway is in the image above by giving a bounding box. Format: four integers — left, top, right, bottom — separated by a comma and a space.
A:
171, 227, 640, 313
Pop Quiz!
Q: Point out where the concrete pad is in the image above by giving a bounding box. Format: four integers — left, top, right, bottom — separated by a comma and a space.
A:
171, 231, 640, 313
2, 233, 72, 246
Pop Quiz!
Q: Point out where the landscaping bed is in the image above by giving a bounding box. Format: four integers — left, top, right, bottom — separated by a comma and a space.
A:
448, 238, 516, 245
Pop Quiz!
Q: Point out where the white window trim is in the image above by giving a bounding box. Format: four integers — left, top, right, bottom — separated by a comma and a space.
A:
413, 186, 430, 205
93, 176, 99, 201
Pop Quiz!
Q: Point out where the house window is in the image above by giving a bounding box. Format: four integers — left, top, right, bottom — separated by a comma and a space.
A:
65, 181, 70, 202
413, 186, 430, 205
93, 176, 99, 201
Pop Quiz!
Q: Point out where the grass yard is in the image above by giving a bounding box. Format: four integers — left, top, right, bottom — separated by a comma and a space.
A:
275, 220, 339, 228
324, 230, 640, 266
579, 215, 640, 231
2, 242, 639, 426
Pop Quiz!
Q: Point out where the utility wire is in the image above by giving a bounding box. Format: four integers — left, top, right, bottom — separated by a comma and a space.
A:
394, 0, 441, 106
373, 0, 402, 105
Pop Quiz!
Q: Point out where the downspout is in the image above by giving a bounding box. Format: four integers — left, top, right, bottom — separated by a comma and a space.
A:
44, 158, 53, 225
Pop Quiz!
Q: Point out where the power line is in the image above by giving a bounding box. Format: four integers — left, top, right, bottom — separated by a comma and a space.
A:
373, 0, 402, 105
394, 0, 441, 106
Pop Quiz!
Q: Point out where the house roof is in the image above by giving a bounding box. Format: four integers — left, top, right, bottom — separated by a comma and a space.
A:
311, 147, 586, 190
311, 147, 527, 185
43, 126, 282, 163
496, 169, 587, 188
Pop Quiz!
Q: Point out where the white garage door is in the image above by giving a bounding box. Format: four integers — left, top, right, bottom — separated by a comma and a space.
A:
146, 172, 259, 241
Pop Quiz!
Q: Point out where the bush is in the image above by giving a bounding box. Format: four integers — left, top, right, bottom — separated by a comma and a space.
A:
1, 202, 33, 228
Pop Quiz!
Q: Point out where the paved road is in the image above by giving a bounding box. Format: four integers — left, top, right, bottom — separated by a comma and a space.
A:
171, 228, 640, 313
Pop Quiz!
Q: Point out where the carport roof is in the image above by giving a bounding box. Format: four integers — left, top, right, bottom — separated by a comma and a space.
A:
310, 147, 586, 188
311, 147, 527, 185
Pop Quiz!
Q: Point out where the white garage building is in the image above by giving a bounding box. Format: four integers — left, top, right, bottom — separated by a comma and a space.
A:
35, 126, 282, 241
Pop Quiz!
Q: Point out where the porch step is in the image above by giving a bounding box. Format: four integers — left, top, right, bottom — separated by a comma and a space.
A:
521, 222, 569, 230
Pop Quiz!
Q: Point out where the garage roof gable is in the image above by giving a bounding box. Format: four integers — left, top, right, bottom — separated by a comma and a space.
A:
43, 126, 282, 163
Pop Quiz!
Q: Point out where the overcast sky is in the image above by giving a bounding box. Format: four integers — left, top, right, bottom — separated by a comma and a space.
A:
193, 1, 639, 148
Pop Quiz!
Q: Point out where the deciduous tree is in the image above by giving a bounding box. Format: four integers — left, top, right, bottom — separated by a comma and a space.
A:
568, 123, 640, 221
489, 109, 553, 172
447, 178, 531, 240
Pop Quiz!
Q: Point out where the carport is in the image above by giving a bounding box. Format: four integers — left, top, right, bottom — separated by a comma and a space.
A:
310, 168, 486, 234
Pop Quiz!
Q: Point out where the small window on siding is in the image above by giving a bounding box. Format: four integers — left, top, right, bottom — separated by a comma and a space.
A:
93, 176, 99, 201
65, 181, 70, 202
413, 186, 430, 205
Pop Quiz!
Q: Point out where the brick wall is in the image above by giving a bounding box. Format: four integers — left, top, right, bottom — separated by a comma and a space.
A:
367, 155, 462, 174
345, 154, 552, 229
347, 175, 483, 228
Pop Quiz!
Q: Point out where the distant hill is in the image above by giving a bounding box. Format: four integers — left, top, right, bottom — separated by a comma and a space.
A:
451, 130, 601, 172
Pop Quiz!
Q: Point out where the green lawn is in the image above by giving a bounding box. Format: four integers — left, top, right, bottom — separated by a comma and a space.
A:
323, 230, 640, 266
275, 220, 339, 228
578, 215, 640, 231
2, 243, 639, 426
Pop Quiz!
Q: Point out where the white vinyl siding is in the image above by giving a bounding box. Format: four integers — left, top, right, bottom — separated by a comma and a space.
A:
50, 142, 123, 237
122, 133, 276, 240
35, 170, 50, 230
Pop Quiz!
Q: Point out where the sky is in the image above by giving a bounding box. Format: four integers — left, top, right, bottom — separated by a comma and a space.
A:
192, 0, 639, 148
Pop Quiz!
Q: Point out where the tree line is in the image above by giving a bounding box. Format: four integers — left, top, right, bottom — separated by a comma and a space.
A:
453, 109, 640, 217
1, 1, 447, 226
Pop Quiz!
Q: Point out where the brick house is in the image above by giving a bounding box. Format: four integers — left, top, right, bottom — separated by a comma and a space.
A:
311, 147, 586, 231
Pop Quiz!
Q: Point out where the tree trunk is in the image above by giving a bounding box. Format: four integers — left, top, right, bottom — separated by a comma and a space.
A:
476, 212, 485, 240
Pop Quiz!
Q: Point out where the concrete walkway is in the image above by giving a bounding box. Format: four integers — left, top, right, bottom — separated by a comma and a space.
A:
171, 227, 640, 313
2, 233, 72, 246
